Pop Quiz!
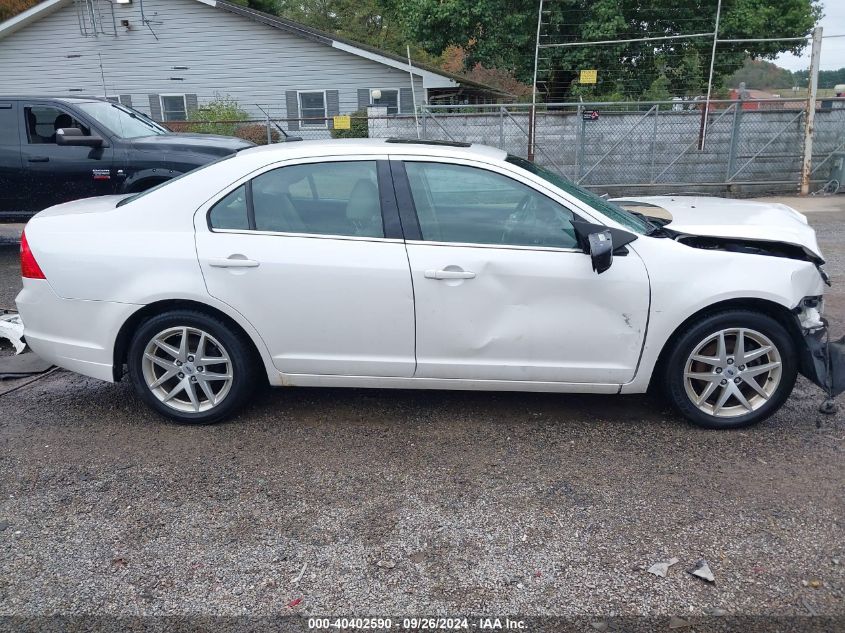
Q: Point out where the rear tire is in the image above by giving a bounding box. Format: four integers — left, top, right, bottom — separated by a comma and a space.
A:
127, 310, 257, 424
663, 310, 797, 429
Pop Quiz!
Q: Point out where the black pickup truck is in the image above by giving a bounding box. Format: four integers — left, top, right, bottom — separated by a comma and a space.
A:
0, 96, 254, 220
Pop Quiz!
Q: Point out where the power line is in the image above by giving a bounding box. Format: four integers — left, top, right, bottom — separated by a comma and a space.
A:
538, 32, 714, 48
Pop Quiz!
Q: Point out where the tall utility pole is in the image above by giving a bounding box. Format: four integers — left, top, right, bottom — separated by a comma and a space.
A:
699, 0, 722, 150
800, 26, 823, 195
528, 0, 544, 161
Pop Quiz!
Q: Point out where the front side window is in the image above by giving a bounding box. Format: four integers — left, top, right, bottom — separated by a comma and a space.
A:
372, 89, 399, 115
160, 95, 187, 122
505, 155, 651, 235
404, 162, 580, 249
209, 161, 384, 238
298, 91, 327, 127
25, 106, 90, 144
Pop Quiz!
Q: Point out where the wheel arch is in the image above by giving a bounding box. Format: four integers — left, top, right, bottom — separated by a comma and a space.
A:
647, 297, 802, 392
112, 298, 270, 383
122, 169, 182, 194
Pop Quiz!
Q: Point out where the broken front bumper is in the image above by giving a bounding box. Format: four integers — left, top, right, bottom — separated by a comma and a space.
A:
799, 322, 845, 397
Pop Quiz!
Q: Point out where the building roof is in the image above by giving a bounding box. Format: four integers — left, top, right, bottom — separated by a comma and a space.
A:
0, 0, 507, 96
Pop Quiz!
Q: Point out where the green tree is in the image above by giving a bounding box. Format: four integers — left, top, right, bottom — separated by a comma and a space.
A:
393, 0, 821, 100
727, 58, 796, 90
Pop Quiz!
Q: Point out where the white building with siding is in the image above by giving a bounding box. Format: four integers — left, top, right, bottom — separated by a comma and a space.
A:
0, 0, 501, 129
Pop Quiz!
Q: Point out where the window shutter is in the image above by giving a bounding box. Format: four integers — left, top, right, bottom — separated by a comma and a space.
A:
357, 88, 370, 111
326, 90, 339, 129
148, 94, 162, 121
400, 87, 413, 114
286, 90, 300, 131
185, 94, 199, 117
119, 94, 133, 107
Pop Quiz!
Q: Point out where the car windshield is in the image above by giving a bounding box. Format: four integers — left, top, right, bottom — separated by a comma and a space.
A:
505, 155, 652, 235
74, 101, 169, 139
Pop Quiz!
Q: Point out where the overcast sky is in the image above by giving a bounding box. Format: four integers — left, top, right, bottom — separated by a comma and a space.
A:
775, 1, 845, 71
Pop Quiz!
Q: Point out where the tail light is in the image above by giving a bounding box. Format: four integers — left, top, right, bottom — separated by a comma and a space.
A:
20, 230, 46, 279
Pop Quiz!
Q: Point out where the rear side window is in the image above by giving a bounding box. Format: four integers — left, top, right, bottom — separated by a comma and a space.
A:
209, 185, 249, 230
404, 162, 580, 248
209, 161, 384, 238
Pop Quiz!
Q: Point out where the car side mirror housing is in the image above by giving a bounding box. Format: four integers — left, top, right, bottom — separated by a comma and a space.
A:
588, 230, 614, 274
56, 127, 104, 148
571, 220, 638, 275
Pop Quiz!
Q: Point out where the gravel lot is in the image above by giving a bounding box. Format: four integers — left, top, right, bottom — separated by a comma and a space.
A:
0, 200, 843, 625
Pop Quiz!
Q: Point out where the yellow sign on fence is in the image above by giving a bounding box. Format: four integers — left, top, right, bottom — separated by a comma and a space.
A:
580, 69, 598, 84
333, 115, 351, 130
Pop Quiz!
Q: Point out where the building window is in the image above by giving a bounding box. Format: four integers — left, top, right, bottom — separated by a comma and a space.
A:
372, 89, 399, 115
298, 91, 327, 127
106, 96, 128, 105
160, 94, 187, 121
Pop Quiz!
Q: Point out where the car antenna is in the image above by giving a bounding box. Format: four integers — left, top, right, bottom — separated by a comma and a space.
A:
254, 104, 302, 143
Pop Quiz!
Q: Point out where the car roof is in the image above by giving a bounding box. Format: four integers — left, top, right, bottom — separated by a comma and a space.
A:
238, 138, 508, 162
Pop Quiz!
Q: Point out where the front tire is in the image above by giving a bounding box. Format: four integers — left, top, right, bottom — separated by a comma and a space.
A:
664, 310, 797, 429
128, 310, 256, 424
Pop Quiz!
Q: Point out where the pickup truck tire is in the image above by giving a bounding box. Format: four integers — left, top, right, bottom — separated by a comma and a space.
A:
664, 310, 797, 429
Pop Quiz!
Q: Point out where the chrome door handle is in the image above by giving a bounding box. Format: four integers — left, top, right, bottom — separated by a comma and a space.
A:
208, 257, 260, 268
424, 269, 476, 280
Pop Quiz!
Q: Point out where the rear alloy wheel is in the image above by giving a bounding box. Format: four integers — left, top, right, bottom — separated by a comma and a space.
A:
128, 311, 256, 424
665, 311, 797, 429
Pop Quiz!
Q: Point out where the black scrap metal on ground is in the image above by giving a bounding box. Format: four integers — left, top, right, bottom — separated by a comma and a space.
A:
800, 319, 845, 414
0, 351, 54, 380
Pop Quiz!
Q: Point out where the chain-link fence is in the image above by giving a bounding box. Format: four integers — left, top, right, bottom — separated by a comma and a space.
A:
157, 98, 845, 196
380, 99, 845, 196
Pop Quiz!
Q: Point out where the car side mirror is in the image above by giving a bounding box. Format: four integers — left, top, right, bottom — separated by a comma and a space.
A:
588, 230, 614, 274
56, 127, 104, 148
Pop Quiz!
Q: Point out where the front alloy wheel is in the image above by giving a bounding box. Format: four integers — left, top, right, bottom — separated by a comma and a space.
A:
683, 328, 782, 418
665, 310, 797, 429
128, 310, 256, 424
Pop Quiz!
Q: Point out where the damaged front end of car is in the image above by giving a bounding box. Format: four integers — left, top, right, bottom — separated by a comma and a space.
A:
794, 297, 845, 398
673, 238, 844, 398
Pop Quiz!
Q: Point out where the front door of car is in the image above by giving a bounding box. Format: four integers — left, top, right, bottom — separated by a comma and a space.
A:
19, 103, 116, 213
396, 159, 651, 385
194, 158, 416, 378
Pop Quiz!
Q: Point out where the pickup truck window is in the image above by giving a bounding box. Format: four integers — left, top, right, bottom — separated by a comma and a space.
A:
26, 106, 89, 144
0, 103, 16, 144
75, 101, 168, 139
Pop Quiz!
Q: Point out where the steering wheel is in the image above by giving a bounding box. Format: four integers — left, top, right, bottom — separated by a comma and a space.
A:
500, 194, 535, 244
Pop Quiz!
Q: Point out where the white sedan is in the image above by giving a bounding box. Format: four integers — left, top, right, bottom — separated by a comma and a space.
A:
15, 139, 841, 428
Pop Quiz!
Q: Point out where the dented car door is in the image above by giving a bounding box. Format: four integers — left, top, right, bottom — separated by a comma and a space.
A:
396, 158, 650, 385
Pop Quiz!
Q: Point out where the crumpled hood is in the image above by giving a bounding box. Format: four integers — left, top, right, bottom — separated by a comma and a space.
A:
612, 195, 822, 258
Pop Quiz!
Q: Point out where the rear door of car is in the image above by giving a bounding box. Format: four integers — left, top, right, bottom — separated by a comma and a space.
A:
0, 100, 23, 217
19, 101, 116, 212
194, 156, 416, 378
